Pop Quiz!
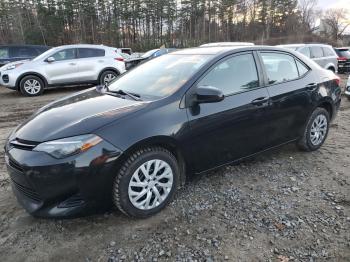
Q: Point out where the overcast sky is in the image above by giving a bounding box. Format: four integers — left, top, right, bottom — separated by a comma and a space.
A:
317, 0, 350, 11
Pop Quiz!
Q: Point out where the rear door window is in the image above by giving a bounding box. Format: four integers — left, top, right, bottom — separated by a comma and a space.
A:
295, 60, 309, 76
260, 52, 299, 84
310, 46, 324, 58
77, 48, 105, 58
0, 47, 9, 59
198, 53, 259, 95
299, 47, 310, 58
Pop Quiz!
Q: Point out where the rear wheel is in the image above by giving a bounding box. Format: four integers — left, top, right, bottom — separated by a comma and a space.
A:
297, 107, 330, 151
113, 147, 179, 218
99, 70, 119, 85
19, 75, 44, 96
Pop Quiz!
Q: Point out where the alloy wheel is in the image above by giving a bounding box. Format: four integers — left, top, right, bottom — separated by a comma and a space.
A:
310, 114, 327, 146
103, 73, 116, 84
23, 79, 41, 95
128, 159, 173, 210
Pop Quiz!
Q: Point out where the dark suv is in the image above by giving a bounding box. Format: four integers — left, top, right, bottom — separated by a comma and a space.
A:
334, 47, 350, 73
0, 45, 50, 67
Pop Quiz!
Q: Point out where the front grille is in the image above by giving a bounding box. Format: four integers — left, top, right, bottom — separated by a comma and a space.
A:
10, 138, 39, 150
11, 179, 41, 202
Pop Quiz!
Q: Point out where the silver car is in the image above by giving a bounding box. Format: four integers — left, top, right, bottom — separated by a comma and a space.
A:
277, 44, 338, 72
0, 44, 126, 96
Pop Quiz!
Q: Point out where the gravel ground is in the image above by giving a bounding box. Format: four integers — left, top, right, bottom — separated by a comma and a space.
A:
0, 78, 349, 262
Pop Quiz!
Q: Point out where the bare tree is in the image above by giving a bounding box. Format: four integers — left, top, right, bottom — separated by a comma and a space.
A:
298, 0, 319, 30
323, 8, 350, 41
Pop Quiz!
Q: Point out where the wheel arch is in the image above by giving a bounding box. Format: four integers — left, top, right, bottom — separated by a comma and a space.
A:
119, 136, 188, 187
317, 99, 334, 120
16, 72, 48, 90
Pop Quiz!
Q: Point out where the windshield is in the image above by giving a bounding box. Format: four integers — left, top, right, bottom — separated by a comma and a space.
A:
337, 49, 350, 58
108, 54, 211, 99
141, 49, 158, 58
32, 47, 55, 61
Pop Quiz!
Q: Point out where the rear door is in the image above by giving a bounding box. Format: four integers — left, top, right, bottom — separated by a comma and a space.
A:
76, 48, 106, 81
258, 51, 316, 146
310, 46, 326, 68
44, 48, 80, 84
186, 52, 271, 172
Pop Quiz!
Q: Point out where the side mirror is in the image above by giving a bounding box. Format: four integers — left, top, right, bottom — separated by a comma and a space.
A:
192, 85, 224, 105
46, 57, 55, 63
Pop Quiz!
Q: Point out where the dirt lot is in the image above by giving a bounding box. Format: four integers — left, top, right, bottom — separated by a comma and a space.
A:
0, 79, 349, 262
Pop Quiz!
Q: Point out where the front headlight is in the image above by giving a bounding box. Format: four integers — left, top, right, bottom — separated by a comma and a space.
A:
33, 134, 103, 159
6, 63, 23, 70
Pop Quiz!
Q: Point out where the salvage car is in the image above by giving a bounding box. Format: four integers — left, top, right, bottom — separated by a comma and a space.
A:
277, 43, 338, 72
0, 44, 50, 67
0, 44, 126, 96
4, 46, 341, 218
334, 47, 350, 74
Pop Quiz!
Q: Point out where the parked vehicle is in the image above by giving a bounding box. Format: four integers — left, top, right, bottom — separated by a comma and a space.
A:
125, 48, 176, 70
334, 47, 350, 74
200, 42, 254, 47
0, 44, 126, 96
0, 45, 50, 67
346, 75, 350, 100
4, 46, 341, 218
277, 44, 338, 72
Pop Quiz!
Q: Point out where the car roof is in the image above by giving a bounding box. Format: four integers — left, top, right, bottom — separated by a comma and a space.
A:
200, 42, 254, 47
278, 43, 332, 48
171, 45, 292, 55
55, 44, 111, 49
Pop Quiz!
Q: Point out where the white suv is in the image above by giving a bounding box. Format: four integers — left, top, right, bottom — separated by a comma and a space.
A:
0, 44, 126, 96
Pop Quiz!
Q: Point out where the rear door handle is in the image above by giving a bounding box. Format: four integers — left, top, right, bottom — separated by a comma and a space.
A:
305, 83, 317, 91
251, 97, 269, 106
69, 62, 77, 66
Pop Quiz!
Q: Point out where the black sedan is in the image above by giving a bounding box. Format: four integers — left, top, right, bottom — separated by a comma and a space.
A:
4, 46, 341, 218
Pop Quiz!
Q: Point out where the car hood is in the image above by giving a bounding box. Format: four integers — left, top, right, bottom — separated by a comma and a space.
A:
13, 89, 148, 142
0, 59, 30, 70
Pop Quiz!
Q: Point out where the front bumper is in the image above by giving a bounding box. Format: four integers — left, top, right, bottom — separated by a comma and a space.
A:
0, 70, 18, 89
5, 140, 123, 218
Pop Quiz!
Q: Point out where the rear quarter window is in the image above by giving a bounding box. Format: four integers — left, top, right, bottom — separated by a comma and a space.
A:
0, 47, 9, 59
322, 47, 335, 57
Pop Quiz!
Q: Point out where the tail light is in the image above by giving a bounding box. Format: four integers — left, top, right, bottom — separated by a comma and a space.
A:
115, 57, 124, 62
334, 75, 340, 86
337, 56, 347, 61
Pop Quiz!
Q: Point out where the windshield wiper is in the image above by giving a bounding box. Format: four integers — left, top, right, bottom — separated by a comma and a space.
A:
109, 89, 142, 101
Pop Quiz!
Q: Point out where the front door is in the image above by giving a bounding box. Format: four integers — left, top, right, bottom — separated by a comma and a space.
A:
44, 48, 80, 84
186, 52, 270, 172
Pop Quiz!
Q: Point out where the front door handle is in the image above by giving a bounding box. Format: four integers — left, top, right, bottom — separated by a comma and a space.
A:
69, 62, 76, 66
251, 97, 269, 106
305, 83, 317, 91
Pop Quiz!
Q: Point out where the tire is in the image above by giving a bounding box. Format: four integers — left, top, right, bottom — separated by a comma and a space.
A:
99, 70, 119, 85
113, 147, 179, 218
297, 107, 330, 151
19, 75, 44, 96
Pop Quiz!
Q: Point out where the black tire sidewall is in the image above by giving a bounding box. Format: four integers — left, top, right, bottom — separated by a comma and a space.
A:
19, 76, 44, 96
115, 148, 179, 218
305, 108, 330, 151
99, 70, 118, 85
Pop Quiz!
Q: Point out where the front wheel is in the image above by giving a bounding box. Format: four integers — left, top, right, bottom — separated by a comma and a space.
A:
297, 107, 330, 151
19, 75, 44, 96
113, 147, 179, 218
